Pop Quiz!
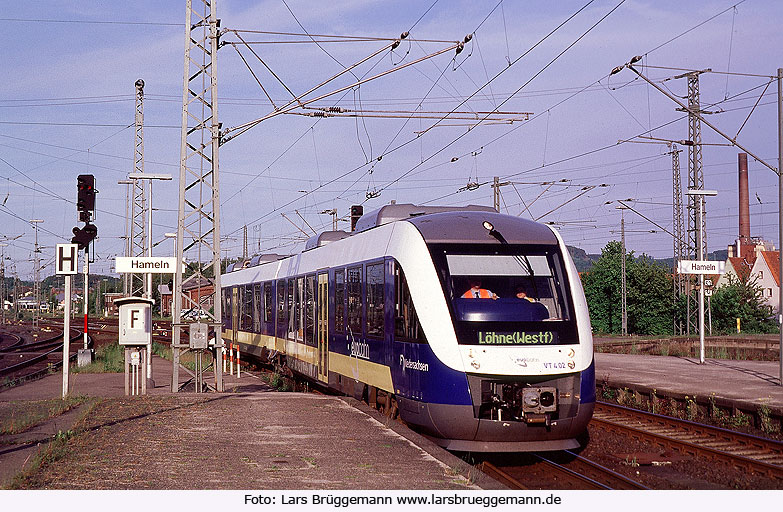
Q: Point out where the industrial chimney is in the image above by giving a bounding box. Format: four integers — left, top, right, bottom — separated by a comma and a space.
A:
738, 153, 750, 243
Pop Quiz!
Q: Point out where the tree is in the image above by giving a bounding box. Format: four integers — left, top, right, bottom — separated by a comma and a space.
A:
627, 255, 674, 335
582, 241, 623, 334
710, 273, 777, 334
581, 241, 673, 335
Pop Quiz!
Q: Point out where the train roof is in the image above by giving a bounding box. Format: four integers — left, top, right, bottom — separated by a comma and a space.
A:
353, 203, 495, 233
226, 205, 559, 274
304, 230, 350, 251
407, 210, 559, 245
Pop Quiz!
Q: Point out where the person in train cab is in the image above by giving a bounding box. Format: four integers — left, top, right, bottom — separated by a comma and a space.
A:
462, 279, 497, 299
515, 285, 536, 302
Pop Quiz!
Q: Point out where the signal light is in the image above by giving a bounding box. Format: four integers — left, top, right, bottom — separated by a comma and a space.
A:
77, 174, 96, 221
72, 223, 98, 250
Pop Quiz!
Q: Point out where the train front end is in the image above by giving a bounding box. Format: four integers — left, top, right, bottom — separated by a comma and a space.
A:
396, 211, 595, 452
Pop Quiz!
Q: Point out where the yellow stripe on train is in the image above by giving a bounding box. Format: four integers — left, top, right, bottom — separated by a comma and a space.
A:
224, 330, 393, 392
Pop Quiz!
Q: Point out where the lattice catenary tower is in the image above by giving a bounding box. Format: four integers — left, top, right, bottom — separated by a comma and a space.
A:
171, 0, 224, 392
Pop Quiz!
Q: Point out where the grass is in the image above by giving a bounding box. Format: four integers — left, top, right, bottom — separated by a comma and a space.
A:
72, 343, 124, 374
5, 429, 75, 488
3, 399, 100, 490
71, 341, 215, 374
0, 397, 90, 436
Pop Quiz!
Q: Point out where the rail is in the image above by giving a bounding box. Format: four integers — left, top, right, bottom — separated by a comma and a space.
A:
592, 402, 783, 480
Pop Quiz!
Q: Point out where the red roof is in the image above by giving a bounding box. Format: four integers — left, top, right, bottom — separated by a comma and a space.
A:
727, 257, 753, 281
760, 251, 780, 287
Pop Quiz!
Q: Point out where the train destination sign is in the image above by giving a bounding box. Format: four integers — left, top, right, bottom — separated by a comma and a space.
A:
678, 260, 725, 275
115, 256, 181, 274
477, 331, 558, 345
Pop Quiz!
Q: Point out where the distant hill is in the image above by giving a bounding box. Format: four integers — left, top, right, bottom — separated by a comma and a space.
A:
567, 246, 600, 273
567, 246, 729, 273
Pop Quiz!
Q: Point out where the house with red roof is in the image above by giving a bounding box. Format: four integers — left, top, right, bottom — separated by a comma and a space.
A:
749, 250, 780, 313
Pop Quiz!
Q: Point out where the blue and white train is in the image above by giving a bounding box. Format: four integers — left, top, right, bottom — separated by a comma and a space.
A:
221, 204, 595, 452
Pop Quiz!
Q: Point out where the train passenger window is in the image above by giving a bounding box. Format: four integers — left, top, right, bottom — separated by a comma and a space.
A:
288, 279, 296, 341
366, 263, 384, 338
347, 266, 362, 335
306, 275, 316, 346
243, 284, 253, 331
394, 263, 426, 343
252, 283, 262, 333
335, 269, 346, 333
264, 282, 273, 323
276, 280, 286, 328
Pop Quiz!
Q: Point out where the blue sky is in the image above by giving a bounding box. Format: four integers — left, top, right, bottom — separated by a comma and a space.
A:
2, 0, 782, 279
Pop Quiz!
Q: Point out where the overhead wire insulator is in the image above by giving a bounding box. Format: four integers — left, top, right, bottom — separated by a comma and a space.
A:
400, 31, 409, 40
463, 34, 473, 43
455, 42, 464, 55
392, 39, 401, 50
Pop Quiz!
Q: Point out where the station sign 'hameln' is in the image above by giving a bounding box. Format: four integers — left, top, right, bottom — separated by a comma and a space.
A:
115, 256, 182, 274
678, 260, 726, 275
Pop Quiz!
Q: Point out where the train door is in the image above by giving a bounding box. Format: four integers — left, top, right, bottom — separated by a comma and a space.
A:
231, 286, 240, 346
317, 272, 329, 383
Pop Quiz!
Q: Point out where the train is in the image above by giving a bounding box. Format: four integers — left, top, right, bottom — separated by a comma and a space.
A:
221, 203, 595, 452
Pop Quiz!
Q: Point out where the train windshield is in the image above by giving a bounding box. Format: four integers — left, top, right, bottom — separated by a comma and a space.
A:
430, 243, 577, 345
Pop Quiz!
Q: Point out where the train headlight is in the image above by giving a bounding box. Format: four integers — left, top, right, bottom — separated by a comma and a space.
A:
540, 391, 555, 408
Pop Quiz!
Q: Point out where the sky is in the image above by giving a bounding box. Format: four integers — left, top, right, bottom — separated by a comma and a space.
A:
2, 0, 782, 281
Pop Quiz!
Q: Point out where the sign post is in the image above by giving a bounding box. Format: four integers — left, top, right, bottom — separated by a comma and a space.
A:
678, 258, 725, 364
115, 257, 181, 388
56, 244, 78, 398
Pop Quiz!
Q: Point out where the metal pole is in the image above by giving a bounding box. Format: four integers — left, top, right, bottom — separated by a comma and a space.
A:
619, 207, 627, 336
699, 197, 705, 364
493, 176, 500, 212
83, 248, 89, 350
62, 274, 71, 398
146, 179, 153, 380
0, 244, 6, 326
777, 67, 782, 386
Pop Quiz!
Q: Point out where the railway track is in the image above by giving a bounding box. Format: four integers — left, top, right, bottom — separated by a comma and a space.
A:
480, 451, 648, 490
592, 401, 783, 480
0, 326, 86, 387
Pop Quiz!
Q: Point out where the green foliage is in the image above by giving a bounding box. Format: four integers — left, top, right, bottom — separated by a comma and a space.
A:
708, 273, 777, 334
72, 343, 124, 373
581, 241, 674, 335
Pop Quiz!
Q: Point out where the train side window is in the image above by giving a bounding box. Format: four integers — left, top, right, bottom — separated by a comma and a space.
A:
277, 280, 286, 330
366, 262, 384, 338
335, 269, 346, 333
305, 275, 316, 346
394, 262, 426, 343
243, 284, 253, 331
347, 266, 362, 336
264, 282, 273, 323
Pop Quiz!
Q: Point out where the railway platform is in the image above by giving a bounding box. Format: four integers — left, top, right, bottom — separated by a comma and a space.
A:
595, 352, 783, 425
0, 356, 502, 490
